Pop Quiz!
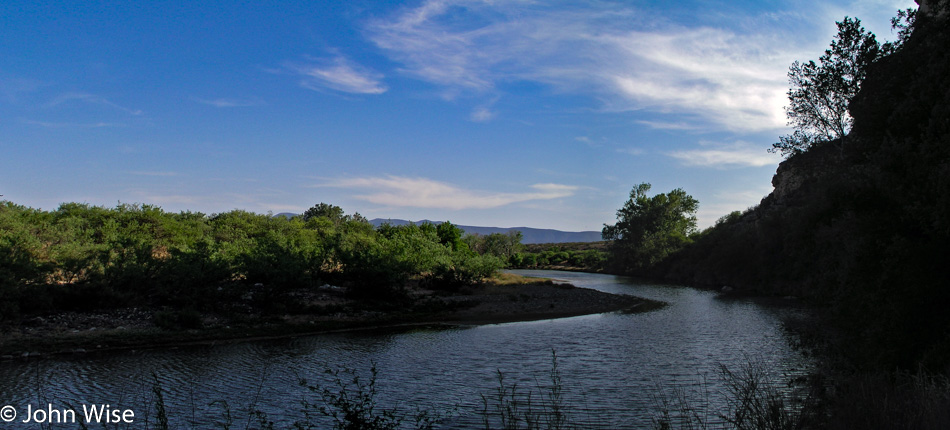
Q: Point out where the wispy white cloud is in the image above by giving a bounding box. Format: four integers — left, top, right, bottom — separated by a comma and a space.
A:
470, 106, 495, 122
288, 56, 387, 95
575, 136, 605, 148
668, 140, 780, 168
635, 120, 700, 131
617, 147, 645, 156
366, 0, 808, 132
46, 92, 143, 115
604, 27, 793, 131
194, 97, 263, 108
317, 176, 577, 209
367, 0, 491, 91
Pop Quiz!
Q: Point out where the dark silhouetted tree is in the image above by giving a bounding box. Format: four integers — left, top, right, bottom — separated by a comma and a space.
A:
771, 17, 885, 157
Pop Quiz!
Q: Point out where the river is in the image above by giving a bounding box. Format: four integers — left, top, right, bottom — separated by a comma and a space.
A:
0, 270, 812, 428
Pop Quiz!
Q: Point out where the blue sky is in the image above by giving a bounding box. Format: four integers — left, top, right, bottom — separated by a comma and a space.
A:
0, 0, 914, 231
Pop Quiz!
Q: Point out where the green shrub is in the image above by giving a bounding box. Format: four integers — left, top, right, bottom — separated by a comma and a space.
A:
432, 253, 503, 289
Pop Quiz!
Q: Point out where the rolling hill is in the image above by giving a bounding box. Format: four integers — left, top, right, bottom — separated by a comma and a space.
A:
368, 219, 602, 244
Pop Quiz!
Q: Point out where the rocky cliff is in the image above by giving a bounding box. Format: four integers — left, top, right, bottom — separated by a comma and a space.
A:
657, 2, 950, 369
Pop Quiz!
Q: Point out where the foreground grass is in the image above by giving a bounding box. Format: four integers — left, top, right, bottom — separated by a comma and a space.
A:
39, 351, 827, 430
489, 272, 556, 286
23, 345, 950, 429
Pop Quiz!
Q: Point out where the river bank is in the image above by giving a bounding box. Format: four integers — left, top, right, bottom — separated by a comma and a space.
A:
0, 270, 810, 428
0, 273, 661, 359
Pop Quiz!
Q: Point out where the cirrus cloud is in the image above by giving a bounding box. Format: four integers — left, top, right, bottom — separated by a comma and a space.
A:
366, 0, 800, 131
194, 97, 264, 108
668, 141, 781, 168
288, 56, 388, 95
366, 0, 910, 131
46, 92, 144, 115
317, 176, 577, 210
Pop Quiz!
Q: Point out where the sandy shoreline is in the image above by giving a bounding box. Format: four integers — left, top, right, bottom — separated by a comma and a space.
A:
0, 278, 663, 359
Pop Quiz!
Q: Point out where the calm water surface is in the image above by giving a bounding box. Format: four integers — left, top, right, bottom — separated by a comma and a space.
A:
0, 271, 812, 428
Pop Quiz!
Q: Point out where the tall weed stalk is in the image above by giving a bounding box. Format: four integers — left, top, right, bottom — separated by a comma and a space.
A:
651, 361, 819, 430
480, 349, 587, 430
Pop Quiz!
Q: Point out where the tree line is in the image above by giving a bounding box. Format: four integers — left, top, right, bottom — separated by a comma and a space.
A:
0, 201, 506, 324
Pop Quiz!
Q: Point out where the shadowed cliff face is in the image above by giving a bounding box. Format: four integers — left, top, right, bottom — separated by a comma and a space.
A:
917, 0, 950, 19
656, 4, 950, 370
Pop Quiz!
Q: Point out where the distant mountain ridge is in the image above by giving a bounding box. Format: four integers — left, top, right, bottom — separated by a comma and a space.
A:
368, 219, 602, 244
273, 213, 600, 244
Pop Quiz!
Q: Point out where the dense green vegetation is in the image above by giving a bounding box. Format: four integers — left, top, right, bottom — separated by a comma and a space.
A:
509, 246, 608, 271
459, 231, 608, 272
601, 183, 699, 274
0, 202, 504, 324
464, 231, 524, 263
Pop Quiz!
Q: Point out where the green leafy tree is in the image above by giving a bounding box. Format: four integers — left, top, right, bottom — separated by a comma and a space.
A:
436, 221, 466, 252
602, 183, 698, 273
302, 203, 345, 223
432, 253, 502, 288
771, 17, 886, 158
468, 231, 524, 260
